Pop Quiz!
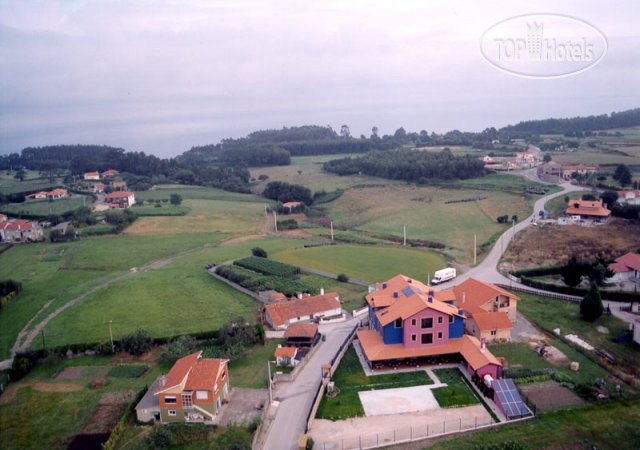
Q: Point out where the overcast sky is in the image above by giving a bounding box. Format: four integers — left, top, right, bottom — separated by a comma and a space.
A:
1, 0, 639, 157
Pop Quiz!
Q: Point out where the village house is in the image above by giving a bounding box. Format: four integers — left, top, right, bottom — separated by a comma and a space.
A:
0, 219, 44, 243
135, 351, 229, 424
536, 161, 563, 178
264, 292, 341, 330
450, 278, 519, 342
111, 180, 127, 191
0, 213, 6, 223
26, 191, 49, 200
561, 164, 598, 180
358, 274, 503, 380
282, 201, 303, 212
565, 199, 611, 222
84, 171, 100, 180
482, 155, 495, 164
93, 183, 106, 194
607, 252, 640, 283
616, 190, 640, 206
102, 169, 120, 178
515, 151, 540, 167
46, 188, 68, 200
104, 191, 136, 208
274, 345, 299, 367
284, 322, 320, 347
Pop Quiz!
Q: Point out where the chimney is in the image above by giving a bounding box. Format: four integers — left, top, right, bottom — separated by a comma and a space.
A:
462, 292, 466, 304
382, 283, 387, 289
297, 293, 303, 300
320, 287, 324, 295
408, 279, 412, 284
393, 292, 399, 298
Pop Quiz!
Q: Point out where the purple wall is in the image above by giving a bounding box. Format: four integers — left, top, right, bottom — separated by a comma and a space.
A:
476, 363, 499, 379
403, 307, 450, 349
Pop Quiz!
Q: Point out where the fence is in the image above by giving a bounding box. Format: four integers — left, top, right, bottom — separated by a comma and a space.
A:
352, 306, 369, 318
495, 283, 581, 303
315, 415, 497, 450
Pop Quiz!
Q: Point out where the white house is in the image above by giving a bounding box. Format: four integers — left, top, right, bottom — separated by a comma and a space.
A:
264, 292, 341, 330
274, 346, 299, 367
608, 252, 640, 283
616, 190, 640, 206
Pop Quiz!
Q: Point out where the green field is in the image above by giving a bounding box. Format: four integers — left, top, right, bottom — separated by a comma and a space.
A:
434, 400, 640, 450
272, 244, 446, 283
1, 195, 93, 216
315, 347, 434, 420
431, 368, 480, 407
0, 170, 65, 195
135, 185, 269, 203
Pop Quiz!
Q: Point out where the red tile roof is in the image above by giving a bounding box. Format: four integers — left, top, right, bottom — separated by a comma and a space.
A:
274, 346, 298, 358
366, 274, 435, 308
609, 252, 640, 273
1, 219, 34, 232
451, 278, 519, 315
155, 351, 227, 394
617, 190, 640, 198
375, 292, 462, 327
472, 312, 512, 331
105, 191, 134, 199
282, 201, 302, 208
284, 323, 318, 339
565, 199, 611, 217
357, 330, 501, 370
102, 169, 119, 176
84, 171, 99, 177
48, 188, 67, 196
265, 293, 340, 327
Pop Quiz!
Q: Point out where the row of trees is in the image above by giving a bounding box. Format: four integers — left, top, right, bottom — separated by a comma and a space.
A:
323, 149, 486, 182
262, 181, 313, 205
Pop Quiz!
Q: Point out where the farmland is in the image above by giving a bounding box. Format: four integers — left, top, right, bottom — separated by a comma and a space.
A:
0, 170, 64, 194
272, 244, 446, 283
1, 194, 93, 216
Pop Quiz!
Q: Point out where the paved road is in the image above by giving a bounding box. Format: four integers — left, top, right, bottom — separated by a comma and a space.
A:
262, 317, 359, 450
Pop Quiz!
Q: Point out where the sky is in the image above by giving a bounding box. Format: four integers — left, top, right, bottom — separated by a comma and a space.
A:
1, 0, 639, 157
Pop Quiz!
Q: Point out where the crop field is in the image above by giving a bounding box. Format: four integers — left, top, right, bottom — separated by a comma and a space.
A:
272, 244, 446, 283
1, 195, 93, 216
319, 185, 531, 262
0, 170, 64, 194
249, 153, 405, 193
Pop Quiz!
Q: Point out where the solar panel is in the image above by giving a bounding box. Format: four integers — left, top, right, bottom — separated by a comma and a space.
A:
492, 378, 531, 419
401, 287, 414, 297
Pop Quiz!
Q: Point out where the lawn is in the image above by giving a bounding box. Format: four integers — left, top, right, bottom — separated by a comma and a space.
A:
0, 170, 64, 194
315, 347, 433, 420
272, 244, 446, 283
298, 274, 367, 312
431, 368, 480, 407
1, 194, 93, 216
433, 400, 640, 450
222, 339, 282, 389
135, 185, 269, 203
0, 354, 163, 450
321, 185, 531, 263
516, 293, 640, 376
544, 190, 595, 218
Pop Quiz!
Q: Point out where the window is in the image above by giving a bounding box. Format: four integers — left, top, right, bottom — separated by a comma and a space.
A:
168, 410, 176, 416
411, 334, 417, 341
491, 330, 497, 336
411, 319, 416, 326
421, 333, 433, 344
421, 318, 433, 329
182, 393, 192, 407
394, 318, 402, 328
437, 331, 443, 339
164, 396, 176, 404
196, 391, 208, 400
449, 315, 453, 323
437, 317, 443, 324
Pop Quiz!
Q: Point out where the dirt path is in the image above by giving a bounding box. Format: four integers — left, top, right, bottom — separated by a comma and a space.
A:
11, 242, 219, 356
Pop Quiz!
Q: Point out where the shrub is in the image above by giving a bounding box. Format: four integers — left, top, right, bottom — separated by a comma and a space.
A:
159, 335, 197, 367
145, 426, 175, 448
248, 416, 261, 433
337, 273, 349, 283
210, 426, 252, 450
119, 329, 152, 355
581, 283, 603, 322
251, 247, 268, 258
170, 193, 183, 206
258, 174, 269, 181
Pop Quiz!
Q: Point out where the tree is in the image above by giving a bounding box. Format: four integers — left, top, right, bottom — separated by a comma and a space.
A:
170, 193, 182, 206
340, 124, 351, 138
600, 190, 618, 208
371, 126, 379, 139
561, 255, 585, 287
581, 193, 597, 201
158, 335, 196, 366
543, 154, 552, 162
613, 164, 632, 186
580, 283, 603, 322
511, 215, 518, 223
337, 273, 349, 282
251, 247, 268, 258
120, 329, 152, 355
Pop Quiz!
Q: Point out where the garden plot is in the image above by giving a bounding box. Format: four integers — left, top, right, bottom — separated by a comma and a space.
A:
519, 381, 583, 412
358, 385, 441, 416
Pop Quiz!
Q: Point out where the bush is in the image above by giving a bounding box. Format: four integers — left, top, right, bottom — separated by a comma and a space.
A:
258, 174, 269, 181
337, 273, 349, 283
251, 247, 268, 258
158, 335, 197, 367
277, 218, 298, 230
145, 426, 175, 448
170, 193, 183, 206
581, 283, 604, 322
248, 416, 262, 433
119, 329, 152, 355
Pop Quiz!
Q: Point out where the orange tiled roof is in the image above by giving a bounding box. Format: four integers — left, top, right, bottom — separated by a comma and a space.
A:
617, 190, 640, 198
48, 188, 67, 196
609, 252, 640, 273
366, 274, 433, 308
155, 351, 227, 394
376, 292, 462, 327
451, 278, 519, 315
565, 199, 610, 217
265, 293, 340, 327
282, 201, 302, 208
84, 171, 99, 177
471, 312, 512, 331
356, 330, 501, 370
274, 346, 298, 358
284, 323, 318, 339
1, 219, 35, 232
105, 191, 134, 199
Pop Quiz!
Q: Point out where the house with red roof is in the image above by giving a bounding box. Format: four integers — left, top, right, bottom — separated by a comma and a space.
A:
450, 278, 519, 342
608, 252, 640, 283
274, 345, 299, 367
135, 351, 229, 423
284, 323, 320, 347
104, 191, 136, 208
93, 183, 106, 193
84, 171, 100, 180
0, 219, 44, 243
26, 191, 49, 200
561, 165, 598, 180
565, 199, 611, 222
616, 190, 640, 206
358, 274, 503, 380
101, 169, 119, 178
47, 188, 68, 199
264, 292, 341, 330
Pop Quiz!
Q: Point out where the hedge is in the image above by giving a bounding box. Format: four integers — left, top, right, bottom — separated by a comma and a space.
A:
512, 265, 564, 277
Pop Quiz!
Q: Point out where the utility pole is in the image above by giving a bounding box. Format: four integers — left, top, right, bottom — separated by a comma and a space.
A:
330, 221, 334, 241
474, 234, 477, 266
108, 320, 114, 353
403, 225, 407, 246
267, 360, 273, 403
273, 211, 278, 233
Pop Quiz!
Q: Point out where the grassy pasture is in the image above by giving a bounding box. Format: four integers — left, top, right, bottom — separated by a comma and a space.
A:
320, 185, 530, 263
135, 185, 268, 203
0, 170, 64, 194
272, 244, 446, 283
1, 195, 93, 216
